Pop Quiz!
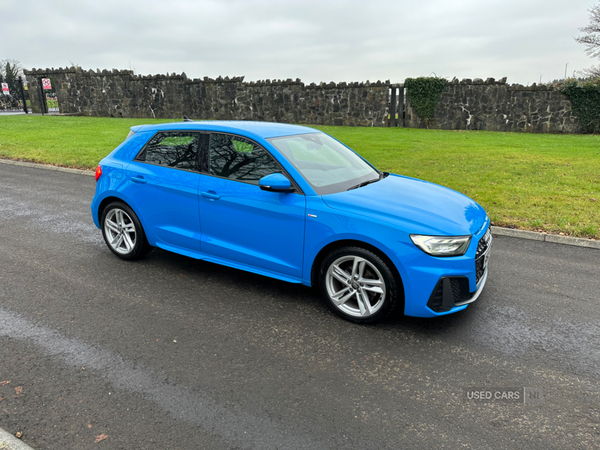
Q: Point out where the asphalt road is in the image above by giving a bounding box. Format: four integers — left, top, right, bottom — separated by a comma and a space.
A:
0, 163, 599, 449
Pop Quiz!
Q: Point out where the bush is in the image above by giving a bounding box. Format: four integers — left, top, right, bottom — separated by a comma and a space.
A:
404, 77, 447, 127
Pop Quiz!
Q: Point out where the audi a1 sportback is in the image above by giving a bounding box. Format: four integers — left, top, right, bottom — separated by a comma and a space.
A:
91, 121, 492, 323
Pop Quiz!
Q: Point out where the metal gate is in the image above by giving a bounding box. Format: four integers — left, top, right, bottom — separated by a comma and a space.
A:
387, 85, 405, 127
0, 76, 29, 113
38, 77, 60, 114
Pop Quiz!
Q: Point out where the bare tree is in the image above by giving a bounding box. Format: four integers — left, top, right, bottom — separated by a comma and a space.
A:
576, 4, 600, 77
576, 65, 600, 78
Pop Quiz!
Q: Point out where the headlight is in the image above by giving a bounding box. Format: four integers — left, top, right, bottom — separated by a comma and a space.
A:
410, 234, 472, 257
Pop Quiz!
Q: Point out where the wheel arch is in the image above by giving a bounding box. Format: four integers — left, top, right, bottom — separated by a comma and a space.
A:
96, 194, 160, 248
310, 239, 405, 307
98, 196, 153, 260
98, 196, 130, 222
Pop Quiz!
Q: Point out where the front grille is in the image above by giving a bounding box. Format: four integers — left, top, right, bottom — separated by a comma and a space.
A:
450, 278, 462, 300
475, 228, 492, 284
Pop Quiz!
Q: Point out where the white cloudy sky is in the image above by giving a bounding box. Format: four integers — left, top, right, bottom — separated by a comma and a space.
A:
2, 0, 598, 85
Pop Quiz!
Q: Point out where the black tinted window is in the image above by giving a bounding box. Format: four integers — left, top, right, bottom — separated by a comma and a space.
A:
139, 132, 200, 170
209, 133, 280, 183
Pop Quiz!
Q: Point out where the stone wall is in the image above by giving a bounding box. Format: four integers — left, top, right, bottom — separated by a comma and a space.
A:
24, 67, 390, 127
24, 68, 584, 133
404, 77, 582, 133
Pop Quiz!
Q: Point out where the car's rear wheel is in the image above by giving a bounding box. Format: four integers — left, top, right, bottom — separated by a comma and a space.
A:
101, 202, 152, 260
319, 247, 401, 324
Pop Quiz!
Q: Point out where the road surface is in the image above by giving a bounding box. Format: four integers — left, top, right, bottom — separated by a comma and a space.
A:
0, 163, 598, 449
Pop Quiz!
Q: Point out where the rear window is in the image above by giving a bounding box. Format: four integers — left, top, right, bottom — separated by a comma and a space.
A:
136, 132, 200, 170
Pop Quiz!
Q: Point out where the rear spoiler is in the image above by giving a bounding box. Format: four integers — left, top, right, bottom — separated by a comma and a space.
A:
126, 117, 193, 139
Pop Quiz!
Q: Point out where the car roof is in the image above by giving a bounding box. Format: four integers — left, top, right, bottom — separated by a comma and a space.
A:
130, 121, 318, 139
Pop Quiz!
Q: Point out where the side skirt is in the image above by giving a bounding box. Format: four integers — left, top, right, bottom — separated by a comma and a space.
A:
156, 242, 305, 284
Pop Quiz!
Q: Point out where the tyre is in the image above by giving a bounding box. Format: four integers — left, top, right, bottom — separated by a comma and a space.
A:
318, 246, 401, 324
101, 201, 153, 260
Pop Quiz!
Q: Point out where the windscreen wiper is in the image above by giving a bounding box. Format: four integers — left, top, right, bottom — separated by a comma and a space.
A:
347, 172, 387, 191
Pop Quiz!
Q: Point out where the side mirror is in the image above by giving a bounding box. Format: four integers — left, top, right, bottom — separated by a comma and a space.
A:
259, 173, 295, 193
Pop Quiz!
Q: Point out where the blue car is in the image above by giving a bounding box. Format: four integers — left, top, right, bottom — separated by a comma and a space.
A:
91, 121, 492, 323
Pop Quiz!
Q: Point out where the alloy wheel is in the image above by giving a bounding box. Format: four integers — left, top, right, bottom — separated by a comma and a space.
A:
325, 255, 387, 318
104, 208, 137, 255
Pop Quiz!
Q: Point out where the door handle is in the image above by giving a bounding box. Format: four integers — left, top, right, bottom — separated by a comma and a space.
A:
131, 175, 147, 184
201, 191, 220, 200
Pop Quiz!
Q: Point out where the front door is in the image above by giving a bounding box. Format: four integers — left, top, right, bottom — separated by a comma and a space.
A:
198, 133, 306, 278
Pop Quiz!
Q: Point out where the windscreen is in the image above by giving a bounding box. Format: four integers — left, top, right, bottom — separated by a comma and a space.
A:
268, 133, 379, 195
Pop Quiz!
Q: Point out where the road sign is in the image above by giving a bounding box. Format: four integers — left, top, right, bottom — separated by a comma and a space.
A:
1, 83, 9, 95
42, 78, 52, 90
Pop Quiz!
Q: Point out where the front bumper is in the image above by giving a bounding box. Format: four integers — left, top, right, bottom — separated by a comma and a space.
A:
402, 225, 492, 317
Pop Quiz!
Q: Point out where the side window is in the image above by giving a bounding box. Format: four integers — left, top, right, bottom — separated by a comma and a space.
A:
137, 132, 200, 170
209, 133, 281, 183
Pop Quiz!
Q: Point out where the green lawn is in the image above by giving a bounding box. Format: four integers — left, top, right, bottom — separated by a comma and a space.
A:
1, 115, 599, 239
0, 115, 172, 168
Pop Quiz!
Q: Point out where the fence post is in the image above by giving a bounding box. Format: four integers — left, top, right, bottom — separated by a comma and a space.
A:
399, 85, 405, 127
18, 77, 28, 114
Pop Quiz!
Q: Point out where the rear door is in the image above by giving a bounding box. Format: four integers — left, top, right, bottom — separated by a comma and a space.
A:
125, 131, 205, 251
198, 133, 306, 278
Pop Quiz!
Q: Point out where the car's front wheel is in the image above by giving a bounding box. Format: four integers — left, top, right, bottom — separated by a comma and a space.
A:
319, 246, 401, 324
101, 202, 152, 260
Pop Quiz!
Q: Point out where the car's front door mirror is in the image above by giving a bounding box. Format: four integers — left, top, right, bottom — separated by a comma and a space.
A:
259, 173, 295, 193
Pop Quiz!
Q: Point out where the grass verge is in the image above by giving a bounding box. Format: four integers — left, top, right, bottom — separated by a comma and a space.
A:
1, 115, 599, 239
